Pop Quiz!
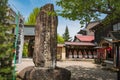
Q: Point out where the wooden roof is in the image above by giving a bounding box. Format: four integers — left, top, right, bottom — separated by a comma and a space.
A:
75, 34, 94, 42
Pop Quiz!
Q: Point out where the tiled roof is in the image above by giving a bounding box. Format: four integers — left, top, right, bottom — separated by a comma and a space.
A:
65, 42, 95, 46
75, 34, 94, 42
24, 25, 35, 36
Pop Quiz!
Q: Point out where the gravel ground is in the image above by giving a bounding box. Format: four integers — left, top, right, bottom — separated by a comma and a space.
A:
57, 61, 117, 80
16, 59, 117, 80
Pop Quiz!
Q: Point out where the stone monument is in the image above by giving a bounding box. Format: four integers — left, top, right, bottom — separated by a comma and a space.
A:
33, 3, 57, 68
17, 4, 71, 80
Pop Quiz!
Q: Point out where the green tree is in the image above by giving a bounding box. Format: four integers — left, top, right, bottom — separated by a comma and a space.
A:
0, 0, 14, 79
57, 34, 64, 44
63, 26, 71, 42
56, 0, 120, 24
23, 42, 28, 57
25, 7, 56, 25
25, 7, 40, 25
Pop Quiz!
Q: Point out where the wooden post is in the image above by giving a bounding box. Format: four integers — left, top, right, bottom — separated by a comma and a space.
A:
116, 44, 120, 80
61, 46, 66, 60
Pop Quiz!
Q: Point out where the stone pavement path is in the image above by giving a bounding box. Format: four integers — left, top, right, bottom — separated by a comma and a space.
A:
16, 59, 117, 80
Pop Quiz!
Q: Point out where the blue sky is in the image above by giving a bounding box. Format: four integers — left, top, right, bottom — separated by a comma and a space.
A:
8, 0, 84, 39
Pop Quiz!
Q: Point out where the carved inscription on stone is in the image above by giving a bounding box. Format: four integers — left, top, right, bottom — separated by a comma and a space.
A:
33, 4, 58, 68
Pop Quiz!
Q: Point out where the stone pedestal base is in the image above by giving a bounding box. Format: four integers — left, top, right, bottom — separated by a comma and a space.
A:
17, 66, 71, 80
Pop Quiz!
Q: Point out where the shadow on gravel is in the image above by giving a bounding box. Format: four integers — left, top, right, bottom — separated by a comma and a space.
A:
65, 65, 117, 80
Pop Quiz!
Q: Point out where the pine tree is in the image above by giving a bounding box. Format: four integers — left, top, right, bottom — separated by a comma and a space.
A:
63, 26, 71, 42
0, 0, 14, 79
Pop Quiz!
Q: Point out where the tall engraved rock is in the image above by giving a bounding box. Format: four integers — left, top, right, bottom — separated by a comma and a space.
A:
18, 4, 71, 80
33, 4, 58, 68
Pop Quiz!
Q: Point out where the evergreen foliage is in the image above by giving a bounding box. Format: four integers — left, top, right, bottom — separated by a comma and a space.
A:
25, 7, 40, 25
0, 0, 14, 79
25, 7, 56, 25
63, 26, 71, 42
